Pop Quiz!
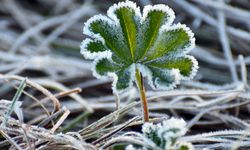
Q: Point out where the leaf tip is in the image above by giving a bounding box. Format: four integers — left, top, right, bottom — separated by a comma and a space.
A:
160, 23, 196, 54
80, 38, 112, 60
83, 14, 112, 43
181, 55, 199, 80
142, 4, 175, 25
107, 0, 141, 24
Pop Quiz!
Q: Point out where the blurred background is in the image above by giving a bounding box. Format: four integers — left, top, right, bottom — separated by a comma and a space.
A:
0, 0, 250, 149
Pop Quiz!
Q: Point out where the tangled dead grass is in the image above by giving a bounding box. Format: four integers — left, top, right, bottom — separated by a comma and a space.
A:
1, 0, 250, 149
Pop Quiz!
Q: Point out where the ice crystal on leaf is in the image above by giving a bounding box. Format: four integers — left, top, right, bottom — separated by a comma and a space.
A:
142, 118, 188, 149
126, 118, 194, 150
81, 0, 198, 92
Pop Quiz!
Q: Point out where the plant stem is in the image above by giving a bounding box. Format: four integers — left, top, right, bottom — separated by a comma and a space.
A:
135, 68, 149, 122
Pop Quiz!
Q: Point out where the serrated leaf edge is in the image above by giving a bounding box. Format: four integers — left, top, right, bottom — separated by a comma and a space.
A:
107, 0, 141, 25
80, 38, 112, 59
83, 14, 113, 44
159, 23, 196, 55
92, 55, 135, 93
142, 4, 175, 25
137, 55, 198, 91
181, 55, 199, 80
136, 64, 178, 90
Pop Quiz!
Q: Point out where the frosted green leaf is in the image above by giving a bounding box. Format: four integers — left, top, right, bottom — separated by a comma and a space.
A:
81, 0, 198, 92
130, 117, 194, 150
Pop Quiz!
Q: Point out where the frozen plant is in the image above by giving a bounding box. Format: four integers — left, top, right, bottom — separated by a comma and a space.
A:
81, 0, 198, 122
126, 118, 194, 150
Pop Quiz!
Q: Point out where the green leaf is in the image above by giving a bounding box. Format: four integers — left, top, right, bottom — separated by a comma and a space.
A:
116, 66, 133, 90
112, 6, 139, 60
95, 58, 121, 76
147, 66, 179, 90
84, 39, 107, 53
84, 15, 132, 63
178, 145, 189, 150
147, 56, 197, 78
144, 24, 194, 62
141, 118, 189, 150
81, 1, 197, 92
95, 57, 133, 90
135, 4, 174, 61
177, 143, 194, 150
81, 39, 109, 59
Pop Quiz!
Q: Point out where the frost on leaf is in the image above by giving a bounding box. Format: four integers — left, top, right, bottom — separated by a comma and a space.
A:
81, 0, 198, 92
126, 118, 194, 150
142, 117, 187, 149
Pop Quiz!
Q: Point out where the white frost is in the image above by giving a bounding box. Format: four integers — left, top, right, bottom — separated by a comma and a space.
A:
181, 55, 199, 80
136, 63, 155, 90
176, 142, 195, 150
92, 56, 120, 93
160, 23, 196, 54
107, 0, 141, 25
125, 145, 137, 150
111, 64, 135, 94
142, 122, 156, 135
91, 53, 113, 79
162, 117, 187, 136
142, 4, 175, 25
153, 68, 181, 91
83, 14, 114, 43
137, 64, 181, 91
92, 55, 135, 93
141, 117, 188, 150
80, 38, 112, 60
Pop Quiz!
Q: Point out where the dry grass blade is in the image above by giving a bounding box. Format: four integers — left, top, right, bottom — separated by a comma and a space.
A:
0, 130, 23, 150
92, 116, 140, 146
2, 78, 26, 125
50, 107, 70, 133
0, 74, 61, 112
79, 102, 138, 138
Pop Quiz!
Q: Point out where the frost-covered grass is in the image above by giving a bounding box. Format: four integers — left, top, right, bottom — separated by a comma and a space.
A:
0, 0, 250, 150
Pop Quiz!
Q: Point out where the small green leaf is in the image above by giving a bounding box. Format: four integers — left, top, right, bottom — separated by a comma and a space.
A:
113, 7, 139, 60
147, 56, 197, 78
136, 4, 174, 61
144, 24, 194, 62
140, 118, 190, 150
178, 145, 189, 150
81, 1, 198, 92
85, 39, 107, 53
95, 58, 121, 76
147, 66, 179, 90
81, 39, 109, 59
177, 142, 195, 150
95, 58, 133, 90
116, 67, 133, 90
85, 15, 132, 63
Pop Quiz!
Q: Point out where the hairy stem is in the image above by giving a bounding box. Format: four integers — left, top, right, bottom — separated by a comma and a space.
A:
135, 68, 149, 122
